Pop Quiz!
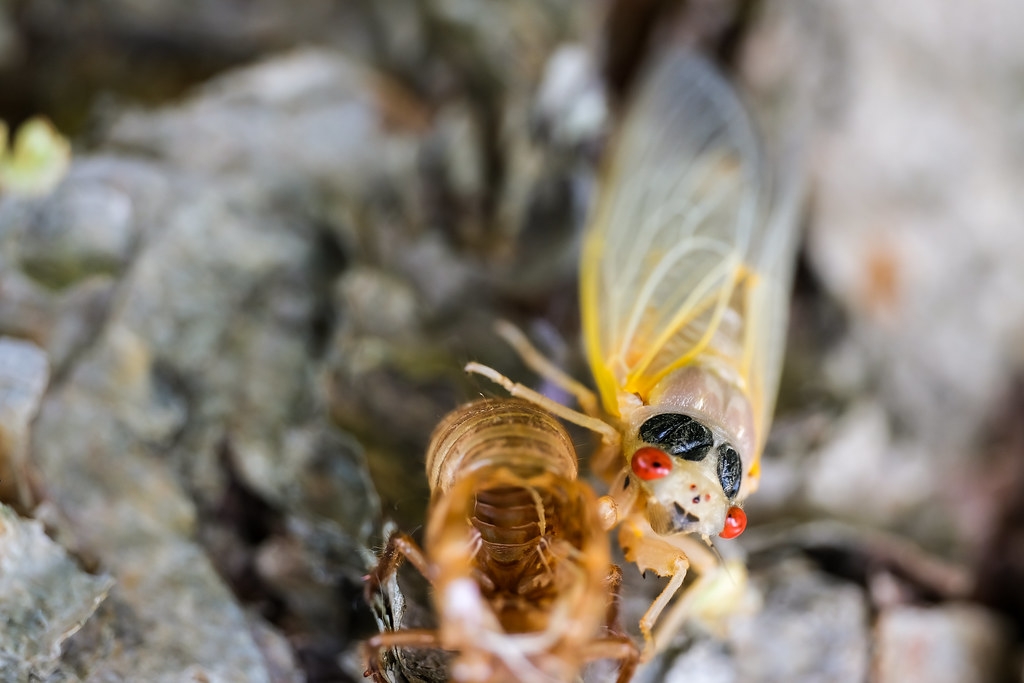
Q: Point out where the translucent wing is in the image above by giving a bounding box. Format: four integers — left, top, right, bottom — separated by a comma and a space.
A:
581, 49, 801, 454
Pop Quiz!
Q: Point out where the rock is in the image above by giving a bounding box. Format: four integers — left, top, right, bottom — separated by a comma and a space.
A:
245, 612, 306, 683
12, 50, 411, 681
801, 0, 1024, 460
624, 557, 870, 683
729, 560, 869, 683
22, 168, 377, 676
33, 376, 271, 681
0, 504, 113, 681
0, 266, 55, 344
16, 166, 138, 289
633, 639, 737, 683
0, 156, 177, 372
105, 49, 424, 191
803, 402, 936, 530
533, 44, 608, 152
874, 604, 1013, 683
0, 336, 49, 507
427, 0, 583, 96
242, 422, 381, 582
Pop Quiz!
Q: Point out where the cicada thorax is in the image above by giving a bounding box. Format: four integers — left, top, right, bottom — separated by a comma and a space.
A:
619, 363, 755, 539
423, 398, 610, 648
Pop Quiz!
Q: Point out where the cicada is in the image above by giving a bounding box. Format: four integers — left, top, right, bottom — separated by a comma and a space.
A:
363, 398, 639, 683
468, 46, 804, 654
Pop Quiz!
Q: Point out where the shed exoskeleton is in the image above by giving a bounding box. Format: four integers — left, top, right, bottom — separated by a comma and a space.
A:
363, 398, 639, 682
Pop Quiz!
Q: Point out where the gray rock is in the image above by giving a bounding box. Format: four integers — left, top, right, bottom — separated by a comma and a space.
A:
18, 51, 404, 681
16, 173, 136, 289
34, 376, 270, 681
634, 639, 738, 683
874, 604, 1013, 683
105, 50, 422, 193
798, 0, 1024, 461
0, 504, 113, 682
244, 423, 381, 582
0, 336, 49, 506
246, 612, 305, 683
729, 560, 869, 683
533, 45, 608, 151
0, 157, 176, 373
803, 402, 936, 529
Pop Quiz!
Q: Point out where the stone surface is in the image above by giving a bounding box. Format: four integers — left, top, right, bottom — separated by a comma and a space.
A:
16, 50, 411, 681
0, 336, 48, 506
0, 504, 113, 681
729, 560, 870, 683
803, 0, 1024, 464
874, 604, 1013, 683
15, 167, 138, 288
634, 639, 737, 683
733, 0, 1024, 575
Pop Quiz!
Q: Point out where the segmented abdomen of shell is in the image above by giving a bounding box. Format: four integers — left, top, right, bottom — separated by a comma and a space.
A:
426, 398, 578, 495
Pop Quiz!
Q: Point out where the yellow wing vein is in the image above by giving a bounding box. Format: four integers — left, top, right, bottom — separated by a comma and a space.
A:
616, 172, 742, 362
628, 253, 741, 390
614, 148, 735, 320
616, 235, 733, 370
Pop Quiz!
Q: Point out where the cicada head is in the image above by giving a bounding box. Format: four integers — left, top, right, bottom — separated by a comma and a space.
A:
625, 411, 747, 539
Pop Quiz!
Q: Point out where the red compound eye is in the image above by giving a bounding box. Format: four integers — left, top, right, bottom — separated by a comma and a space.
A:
720, 506, 747, 539
631, 447, 672, 481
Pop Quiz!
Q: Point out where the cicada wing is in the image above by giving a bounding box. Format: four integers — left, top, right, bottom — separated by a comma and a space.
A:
581, 48, 799, 456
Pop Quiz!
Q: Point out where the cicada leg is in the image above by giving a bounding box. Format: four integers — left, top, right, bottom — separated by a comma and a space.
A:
602, 564, 628, 635
638, 556, 690, 658
653, 558, 749, 647
362, 629, 442, 682
492, 320, 603, 418
595, 564, 642, 682
614, 518, 720, 658
363, 531, 432, 605
465, 361, 621, 448
363, 532, 443, 680
580, 636, 641, 683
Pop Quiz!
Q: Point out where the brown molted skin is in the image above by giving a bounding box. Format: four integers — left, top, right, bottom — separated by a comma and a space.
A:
426, 399, 621, 681
364, 398, 637, 683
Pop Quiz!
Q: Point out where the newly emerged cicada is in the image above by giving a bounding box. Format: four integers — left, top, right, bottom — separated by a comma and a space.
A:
363, 398, 639, 683
468, 46, 804, 655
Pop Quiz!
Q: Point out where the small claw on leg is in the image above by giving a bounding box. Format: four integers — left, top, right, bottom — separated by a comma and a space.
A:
639, 630, 657, 663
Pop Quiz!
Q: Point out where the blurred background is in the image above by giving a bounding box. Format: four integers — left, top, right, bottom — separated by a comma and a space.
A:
1, 0, 1023, 681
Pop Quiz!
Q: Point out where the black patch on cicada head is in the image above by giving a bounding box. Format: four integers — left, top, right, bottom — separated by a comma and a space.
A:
717, 443, 742, 499
671, 502, 700, 526
638, 413, 714, 461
